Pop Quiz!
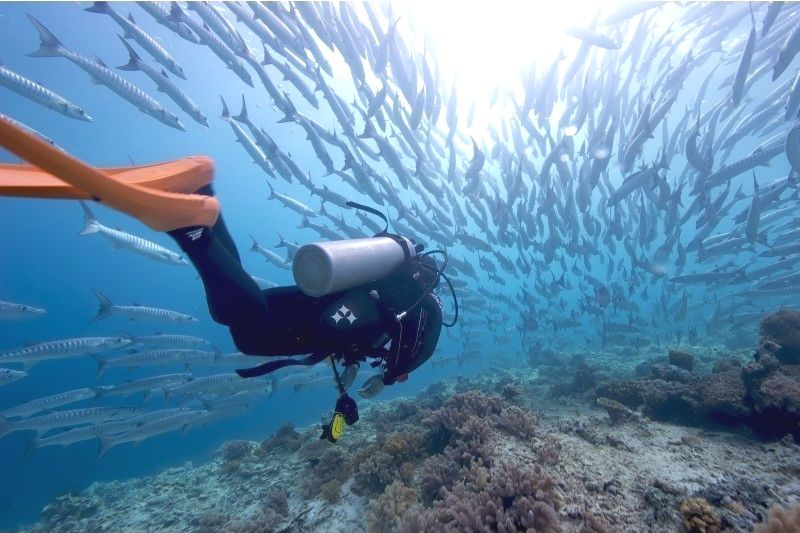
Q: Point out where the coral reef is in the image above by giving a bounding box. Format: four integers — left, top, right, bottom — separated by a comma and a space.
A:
589, 310, 800, 440
353, 432, 427, 495
319, 479, 342, 504
669, 348, 694, 372
39, 492, 99, 529
189, 511, 230, 532
578, 511, 610, 533
18, 328, 800, 533
258, 422, 303, 454
650, 362, 694, 383
549, 358, 602, 398
755, 502, 800, 533
221, 508, 283, 533
218, 459, 242, 476
216, 439, 254, 462
696, 368, 749, 423
263, 489, 289, 518
300, 446, 352, 499
680, 497, 720, 533
743, 340, 800, 440
366, 480, 419, 533
595, 379, 645, 409
760, 309, 800, 364
396, 461, 562, 533
595, 397, 639, 424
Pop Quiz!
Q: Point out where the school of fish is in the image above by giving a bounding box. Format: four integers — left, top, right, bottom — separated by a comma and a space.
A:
2, 1, 800, 456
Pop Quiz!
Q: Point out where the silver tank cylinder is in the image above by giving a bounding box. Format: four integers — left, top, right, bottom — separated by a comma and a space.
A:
292, 236, 415, 297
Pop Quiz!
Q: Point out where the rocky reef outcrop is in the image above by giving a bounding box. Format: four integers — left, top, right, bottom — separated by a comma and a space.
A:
596, 310, 800, 441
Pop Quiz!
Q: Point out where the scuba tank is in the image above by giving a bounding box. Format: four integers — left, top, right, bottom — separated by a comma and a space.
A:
293, 234, 416, 298
293, 202, 458, 327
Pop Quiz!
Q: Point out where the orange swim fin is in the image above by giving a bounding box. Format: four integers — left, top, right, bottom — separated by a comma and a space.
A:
0, 115, 219, 231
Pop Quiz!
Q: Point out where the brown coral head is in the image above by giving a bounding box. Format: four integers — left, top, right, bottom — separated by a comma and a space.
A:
680, 497, 720, 533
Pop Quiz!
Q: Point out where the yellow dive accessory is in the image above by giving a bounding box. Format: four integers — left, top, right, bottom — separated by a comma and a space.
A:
321, 356, 359, 443
327, 412, 346, 442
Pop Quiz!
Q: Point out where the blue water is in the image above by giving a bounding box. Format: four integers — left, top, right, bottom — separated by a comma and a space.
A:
0, 1, 796, 529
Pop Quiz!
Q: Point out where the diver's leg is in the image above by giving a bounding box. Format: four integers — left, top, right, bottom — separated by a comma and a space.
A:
194, 184, 240, 264
167, 220, 266, 328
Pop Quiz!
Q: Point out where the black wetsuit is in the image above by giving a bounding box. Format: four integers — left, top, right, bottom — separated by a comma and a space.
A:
168, 192, 442, 385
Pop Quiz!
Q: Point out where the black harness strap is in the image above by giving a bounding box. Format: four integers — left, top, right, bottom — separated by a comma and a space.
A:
235, 351, 330, 378
384, 233, 413, 261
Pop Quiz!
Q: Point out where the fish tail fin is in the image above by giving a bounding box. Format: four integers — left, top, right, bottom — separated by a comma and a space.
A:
116, 330, 137, 343
198, 397, 214, 410
91, 385, 107, 400
84, 2, 110, 14
26, 14, 66, 58
0, 414, 12, 438
90, 290, 113, 324
342, 151, 353, 171
220, 95, 230, 119
260, 43, 271, 65
96, 434, 115, 459
116, 35, 141, 71
77, 201, 101, 236
268, 375, 278, 398
249, 234, 259, 251
275, 233, 284, 247
19, 436, 36, 463
297, 216, 309, 229
266, 181, 275, 199
90, 353, 108, 377
233, 94, 249, 123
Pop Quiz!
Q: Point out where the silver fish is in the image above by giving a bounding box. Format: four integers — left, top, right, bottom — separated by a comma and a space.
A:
0, 62, 91, 121
249, 235, 290, 269
0, 368, 27, 387
0, 300, 45, 320
0, 336, 131, 369
116, 37, 207, 127
0, 406, 137, 438
85, 2, 186, 79
1, 388, 96, 419
93, 349, 218, 376
78, 202, 186, 265
27, 15, 184, 130
89, 291, 197, 325
97, 409, 208, 457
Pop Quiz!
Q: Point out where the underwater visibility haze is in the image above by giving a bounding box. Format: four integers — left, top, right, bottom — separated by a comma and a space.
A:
2, 1, 800, 531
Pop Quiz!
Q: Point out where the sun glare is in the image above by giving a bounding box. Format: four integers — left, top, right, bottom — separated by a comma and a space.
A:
397, 1, 623, 134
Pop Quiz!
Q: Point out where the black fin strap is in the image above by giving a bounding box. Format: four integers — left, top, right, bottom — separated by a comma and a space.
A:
235, 351, 330, 378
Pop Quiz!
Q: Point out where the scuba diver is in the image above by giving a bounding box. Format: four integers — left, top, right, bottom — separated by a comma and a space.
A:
171, 184, 446, 392
0, 115, 457, 442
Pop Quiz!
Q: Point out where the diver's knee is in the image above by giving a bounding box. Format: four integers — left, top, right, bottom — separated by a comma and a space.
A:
229, 326, 264, 355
